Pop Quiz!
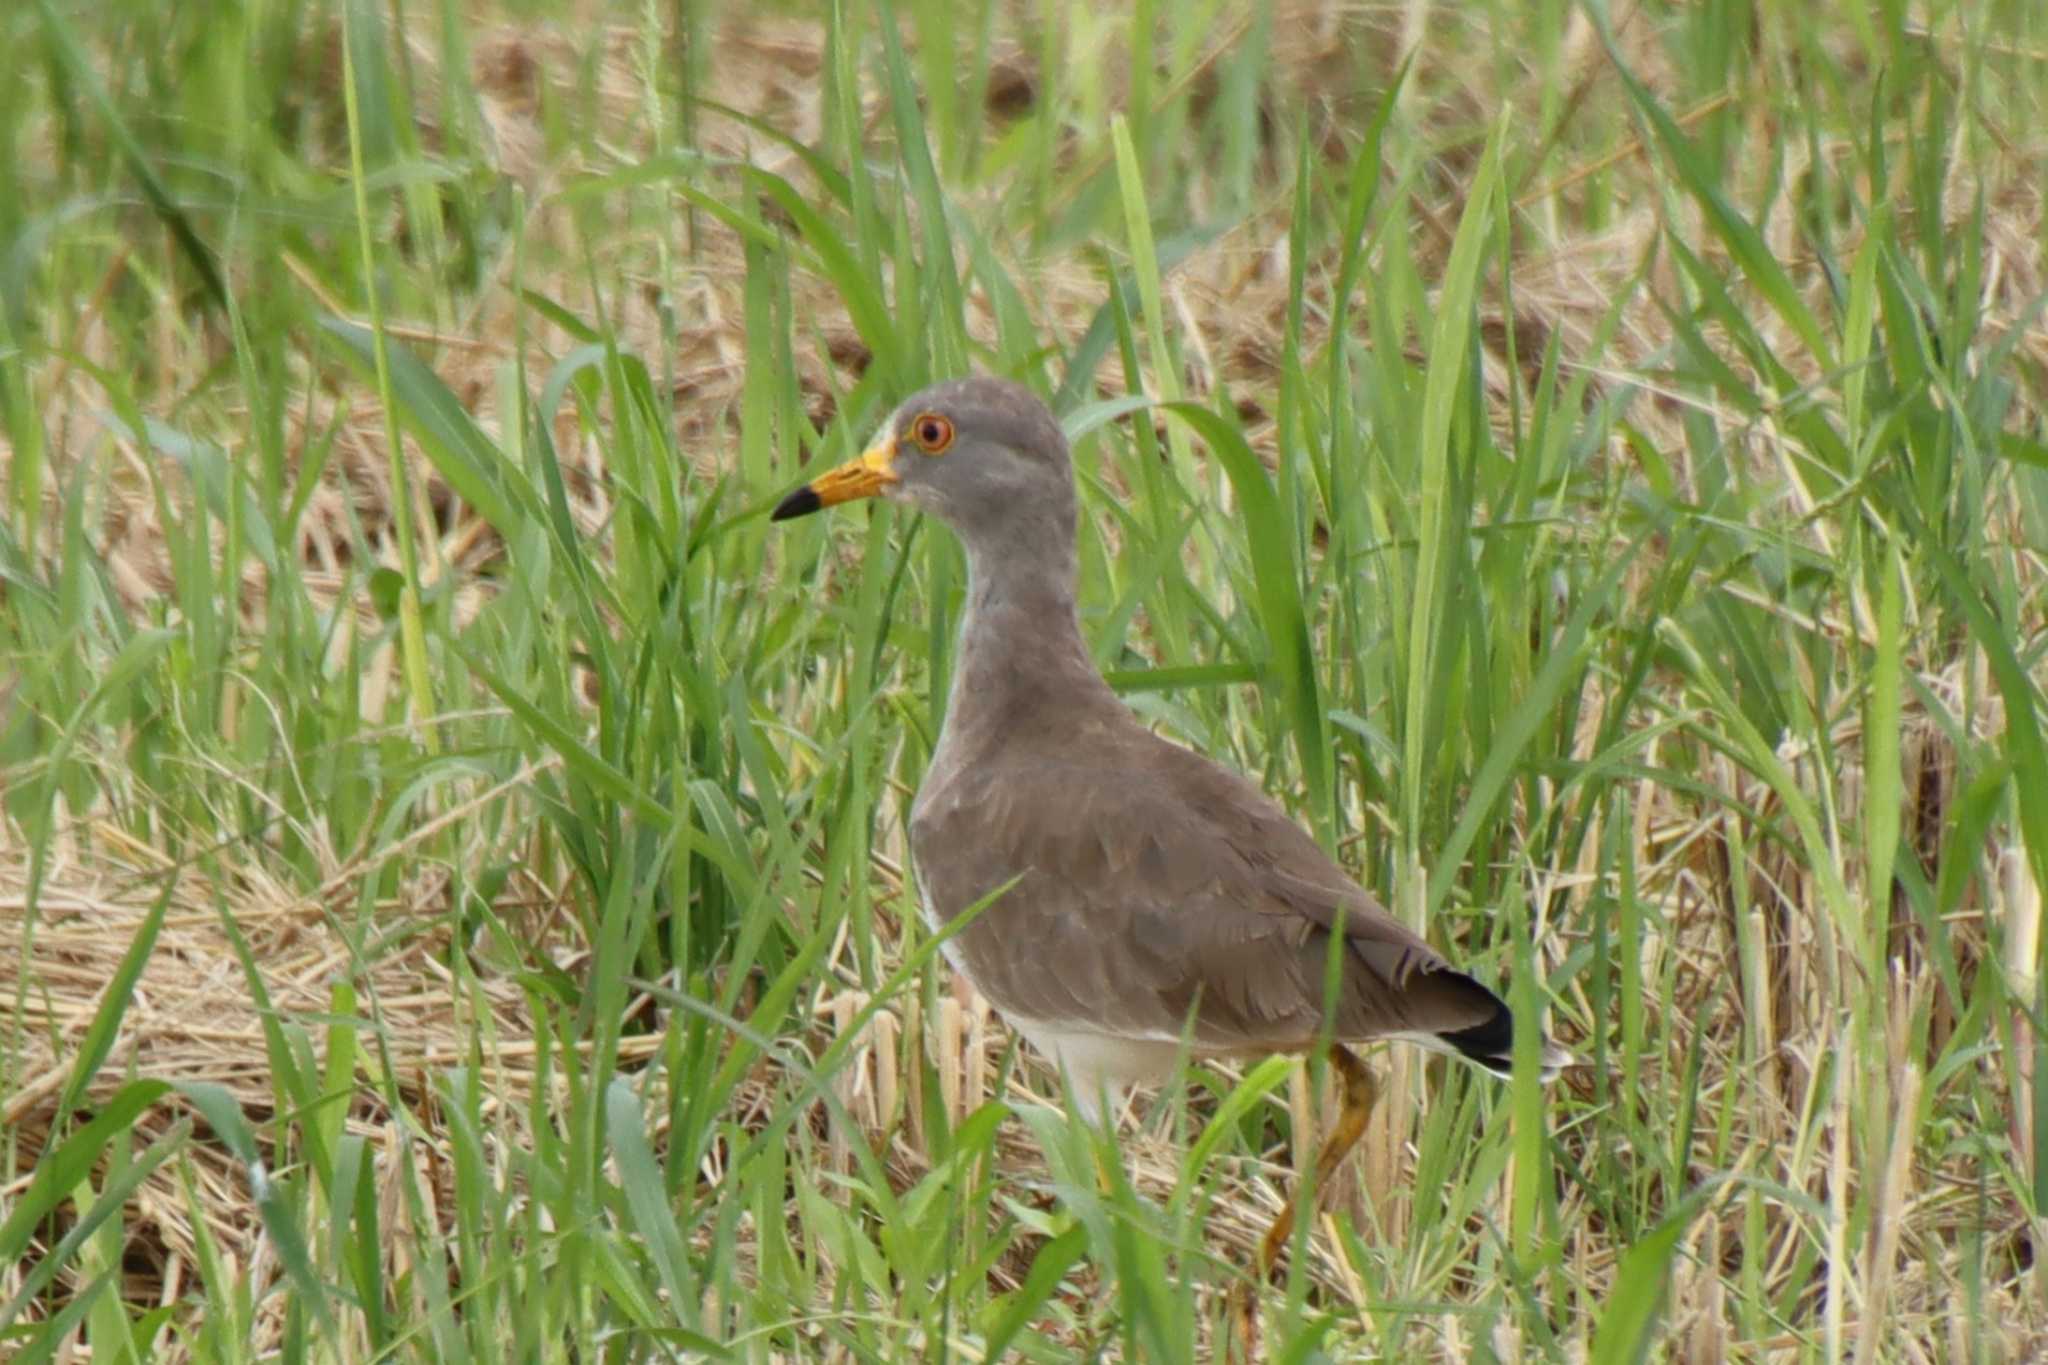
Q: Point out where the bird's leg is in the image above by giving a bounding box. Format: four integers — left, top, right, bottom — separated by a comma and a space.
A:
1227, 1046, 1378, 1361
1257, 1044, 1379, 1279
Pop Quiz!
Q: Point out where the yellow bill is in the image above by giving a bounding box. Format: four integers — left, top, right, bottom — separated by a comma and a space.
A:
770, 436, 900, 520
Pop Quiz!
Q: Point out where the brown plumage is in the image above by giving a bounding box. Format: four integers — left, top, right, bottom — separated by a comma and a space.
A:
774, 376, 1557, 1122
912, 728, 1510, 1089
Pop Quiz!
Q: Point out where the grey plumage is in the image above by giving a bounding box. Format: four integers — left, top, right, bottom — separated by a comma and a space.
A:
776, 376, 1557, 1118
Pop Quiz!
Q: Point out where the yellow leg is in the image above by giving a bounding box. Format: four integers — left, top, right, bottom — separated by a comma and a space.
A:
1257, 1045, 1379, 1277
1228, 1046, 1380, 1360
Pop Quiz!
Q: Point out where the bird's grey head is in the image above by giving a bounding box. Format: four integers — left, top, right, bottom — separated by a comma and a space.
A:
770, 377, 1075, 554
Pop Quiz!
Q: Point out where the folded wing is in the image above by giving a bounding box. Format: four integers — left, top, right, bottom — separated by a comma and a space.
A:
913, 733, 1513, 1061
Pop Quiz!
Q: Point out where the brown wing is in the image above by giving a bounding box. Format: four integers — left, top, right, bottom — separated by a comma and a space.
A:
910, 728, 1504, 1055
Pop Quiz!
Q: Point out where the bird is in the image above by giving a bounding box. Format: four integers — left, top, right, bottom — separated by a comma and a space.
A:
771, 375, 1561, 1288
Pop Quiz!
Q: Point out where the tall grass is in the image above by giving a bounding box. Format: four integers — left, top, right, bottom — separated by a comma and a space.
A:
3, 0, 2045, 1358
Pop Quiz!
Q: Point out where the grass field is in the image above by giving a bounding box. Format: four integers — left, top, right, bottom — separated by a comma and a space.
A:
4, 0, 2047, 1359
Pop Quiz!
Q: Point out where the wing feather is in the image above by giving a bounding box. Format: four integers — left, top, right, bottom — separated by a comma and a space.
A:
910, 730, 1503, 1054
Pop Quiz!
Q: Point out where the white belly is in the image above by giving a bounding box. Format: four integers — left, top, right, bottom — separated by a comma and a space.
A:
917, 894, 1186, 1121
1004, 1016, 1190, 1122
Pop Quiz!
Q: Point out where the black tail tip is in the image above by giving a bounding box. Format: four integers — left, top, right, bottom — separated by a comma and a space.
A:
1439, 1011, 1570, 1082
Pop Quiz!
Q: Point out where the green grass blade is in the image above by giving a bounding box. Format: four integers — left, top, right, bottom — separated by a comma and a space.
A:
29, 0, 228, 311
1162, 400, 1328, 822
317, 317, 529, 536
53, 872, 175, 1122
1596, 18, 1833, 373
606, 1076, 698, 1316
1401, 113, 1506, 866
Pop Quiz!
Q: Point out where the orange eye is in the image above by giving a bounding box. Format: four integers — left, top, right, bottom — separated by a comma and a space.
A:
909, 412, 954, 454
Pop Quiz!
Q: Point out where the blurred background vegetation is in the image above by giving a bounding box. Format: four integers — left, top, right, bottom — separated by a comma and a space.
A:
2, 0, 2045, 1358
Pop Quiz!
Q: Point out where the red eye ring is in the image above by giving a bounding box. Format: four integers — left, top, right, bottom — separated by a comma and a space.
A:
909, 412, 955, 454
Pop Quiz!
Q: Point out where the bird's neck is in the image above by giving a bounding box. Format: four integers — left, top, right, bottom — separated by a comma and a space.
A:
939, 525, 1116, 755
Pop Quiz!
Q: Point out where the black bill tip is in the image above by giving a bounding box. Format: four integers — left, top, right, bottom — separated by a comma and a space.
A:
770, 486, 822, 521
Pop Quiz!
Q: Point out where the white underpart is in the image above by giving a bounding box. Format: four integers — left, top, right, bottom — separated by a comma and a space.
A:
917, 892, 1187, 1121
1390, 1029, 1574, 1081
1004, 1017, 1191, 1122
1386, 1029, 1468, 1062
